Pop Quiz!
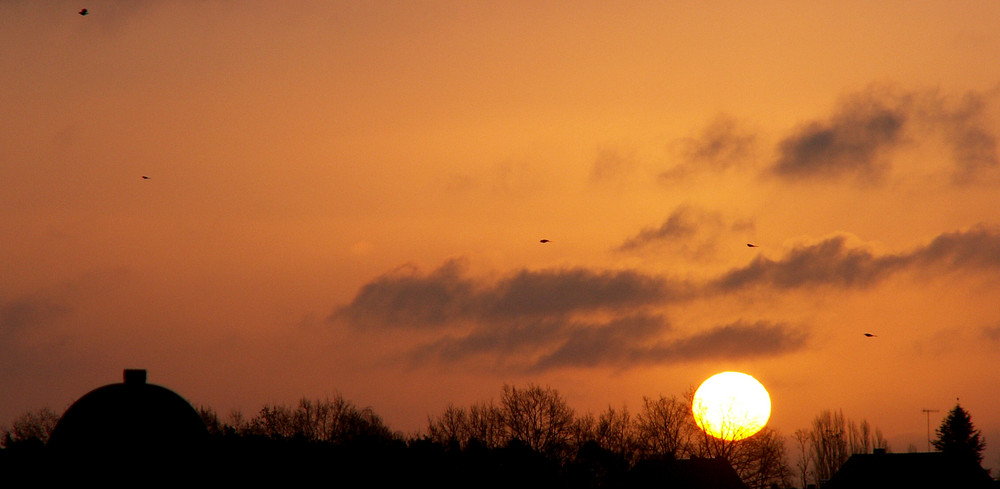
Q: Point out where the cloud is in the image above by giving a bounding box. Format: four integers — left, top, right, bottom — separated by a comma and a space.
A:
589, 146, 637, 184
332, 259, 478, 329
417, 313, 668, 368
661, 114, 757, 179
768, 86, 999, 183
713, 225, 1000, 291
332, 259, 680, 330
409, 313, 807, 372
334, 259, 809, 371
770, 88, 908, 182
616, 205, 755, 255
983, 324, 1000, 342
333, 225, 999, 371
0, 295, 71, 337
933, 91, 999, 183
532, 319, 806, 371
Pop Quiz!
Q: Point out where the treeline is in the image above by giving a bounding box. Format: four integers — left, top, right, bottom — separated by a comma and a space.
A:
1, 384, 891, 488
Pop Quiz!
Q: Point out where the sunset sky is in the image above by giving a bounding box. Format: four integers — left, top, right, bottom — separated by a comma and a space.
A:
3, 0, 1000, 468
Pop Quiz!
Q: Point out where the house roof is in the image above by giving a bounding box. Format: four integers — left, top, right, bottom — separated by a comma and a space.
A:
824, 450, 994, 489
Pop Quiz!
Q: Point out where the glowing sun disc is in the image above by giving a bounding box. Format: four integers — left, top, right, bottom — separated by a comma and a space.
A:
692, 371, 771, 440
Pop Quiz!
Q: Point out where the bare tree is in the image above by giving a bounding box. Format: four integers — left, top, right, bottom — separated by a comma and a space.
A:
245, 396, 395, 444
499, 384, 576, 459
427, 403, 468, 446
427, 400, 505, 449
584, 405, 637, 461
0, 407, 60, 448
804, 409, 888, 485
793, 428, 812, 489
466, 401, 505, 448
808, 409, 850, 482
634, 394, 692, 460
735, 427, 792, 489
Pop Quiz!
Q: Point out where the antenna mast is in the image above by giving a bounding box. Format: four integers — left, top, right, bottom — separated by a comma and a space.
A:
921, 408, 939, 451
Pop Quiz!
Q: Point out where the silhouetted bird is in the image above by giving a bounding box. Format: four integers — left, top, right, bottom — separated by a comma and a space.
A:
539, 239, 550, 243
79, 8, 88, 15
864, 333, 877, 337
747, 243, 758, 247
141, 176, 150, 179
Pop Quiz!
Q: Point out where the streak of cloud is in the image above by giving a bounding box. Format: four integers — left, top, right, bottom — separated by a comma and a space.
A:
333, 225, 999, 371
714, 225, 1000, 291
532, 319, 806, 371
768, 86, 1000, 183
616, 205, 755, 255
661, 114, 757, 180
332, 259, 682, 330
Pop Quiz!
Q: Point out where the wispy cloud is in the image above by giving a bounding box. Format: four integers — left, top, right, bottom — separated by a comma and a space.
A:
770, 88, 908, 182
661, 114, 757, 180
615, 205, 755, 255
931, 90, 999, 183
768, 86, 999, 184
0, 295, 71, 337
333, 225, 1000, 371
332, 259, 681, 330
714, 225, 1000, 291
589, 146, 637, 185
532, 319, 806, 371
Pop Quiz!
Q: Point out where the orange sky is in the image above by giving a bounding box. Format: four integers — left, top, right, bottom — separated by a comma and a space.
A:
3, 0, 1000, 469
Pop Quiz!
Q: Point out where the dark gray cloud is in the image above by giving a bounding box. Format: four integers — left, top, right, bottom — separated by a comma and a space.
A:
332, 259, 680, 330
661, 114, 757, 179
533, 319, 805, 371
771, 89, 908, 182
637, 321, 807, 364
714, 225, 1000, 291
333, 225, 999, 371
332, 259, 478, 329
417, 313, 668, 368
616, 206, 755, 254
333, 260, 807, 370
769, 86, 999, 183
616, 206, 702, 252
936, 91, 999, 183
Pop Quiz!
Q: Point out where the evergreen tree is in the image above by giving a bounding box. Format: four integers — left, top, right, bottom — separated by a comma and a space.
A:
932, 402, 986, 464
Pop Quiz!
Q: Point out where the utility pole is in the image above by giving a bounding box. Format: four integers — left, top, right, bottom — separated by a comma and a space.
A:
922, 408, 939, 452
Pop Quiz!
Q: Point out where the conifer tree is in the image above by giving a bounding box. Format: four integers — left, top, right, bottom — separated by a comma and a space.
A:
932, 402, 986, 464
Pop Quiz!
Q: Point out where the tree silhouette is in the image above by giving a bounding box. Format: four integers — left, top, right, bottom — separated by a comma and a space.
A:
499, 384, 576, 460
0, 408, 59, 449
932, 402, 986, 464
634, 394, 693, 460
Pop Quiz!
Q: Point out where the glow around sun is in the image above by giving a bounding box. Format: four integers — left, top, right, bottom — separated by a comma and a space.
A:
692, 371, 771, 441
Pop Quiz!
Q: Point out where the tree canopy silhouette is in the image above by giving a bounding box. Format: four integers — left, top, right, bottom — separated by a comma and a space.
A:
932, 402, 986, 464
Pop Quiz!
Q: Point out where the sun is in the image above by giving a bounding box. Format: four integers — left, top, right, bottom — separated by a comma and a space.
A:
692, 371, 771, 441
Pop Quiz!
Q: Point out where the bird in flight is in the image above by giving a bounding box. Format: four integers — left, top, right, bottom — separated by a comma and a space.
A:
864, 333, 877, 337
79, 8, 88, 16
141, 176, 150, 180
747, 243, 758, 248
539, 239, 550, 243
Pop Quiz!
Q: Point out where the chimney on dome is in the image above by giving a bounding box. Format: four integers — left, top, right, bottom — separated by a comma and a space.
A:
123, 369, 147, 385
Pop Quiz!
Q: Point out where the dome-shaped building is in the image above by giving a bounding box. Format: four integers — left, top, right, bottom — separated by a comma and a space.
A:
47, 369, 208, 472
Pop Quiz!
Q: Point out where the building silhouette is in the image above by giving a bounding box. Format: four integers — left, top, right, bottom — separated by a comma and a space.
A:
46, 369, 208, 477
824, 448, 995, 489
